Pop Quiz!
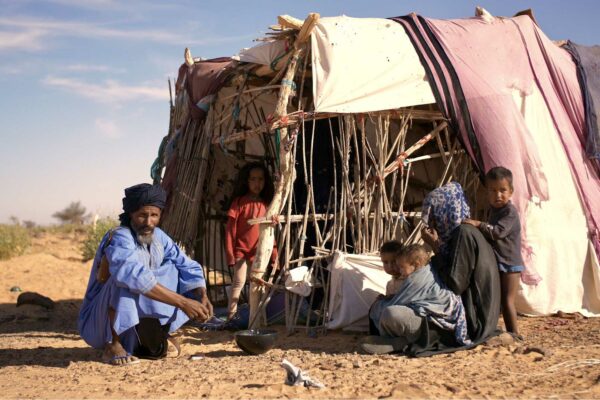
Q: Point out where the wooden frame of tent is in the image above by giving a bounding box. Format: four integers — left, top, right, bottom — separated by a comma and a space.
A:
156, 13, 483, 333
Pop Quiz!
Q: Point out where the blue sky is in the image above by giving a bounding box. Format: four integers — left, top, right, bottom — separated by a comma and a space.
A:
1, 0, 599, 224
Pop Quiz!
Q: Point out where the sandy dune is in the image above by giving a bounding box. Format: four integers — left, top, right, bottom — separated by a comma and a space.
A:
1, 231, 600, 399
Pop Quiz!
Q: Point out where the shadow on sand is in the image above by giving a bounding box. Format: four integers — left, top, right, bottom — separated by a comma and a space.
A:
0, 299, 82, 335
0, 299, 100, 367
0, 346, 98, 368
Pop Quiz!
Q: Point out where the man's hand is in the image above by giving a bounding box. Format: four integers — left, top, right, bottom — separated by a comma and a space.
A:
200, 294, 213, 318
180, 298, 210, 322
462, 218, 481, 228
195, 287, 213, 318
144, 283, 213, 322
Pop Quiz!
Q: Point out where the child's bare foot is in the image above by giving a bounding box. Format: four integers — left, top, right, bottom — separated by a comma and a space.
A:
509, 332, 524, 342
226, 308, 238, 321
102, 341, 140, 366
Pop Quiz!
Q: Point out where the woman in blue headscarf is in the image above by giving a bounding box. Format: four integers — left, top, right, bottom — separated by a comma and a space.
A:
421, 182, 500, 347
420, 182, 471, 257
364, 182, 500, 356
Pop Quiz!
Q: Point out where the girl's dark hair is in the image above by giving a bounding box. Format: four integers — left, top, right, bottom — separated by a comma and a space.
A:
485, 166, 513, 189
231, 162, 274, 204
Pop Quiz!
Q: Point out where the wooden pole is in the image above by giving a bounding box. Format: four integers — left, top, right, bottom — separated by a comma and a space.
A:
248, 13, 320, 330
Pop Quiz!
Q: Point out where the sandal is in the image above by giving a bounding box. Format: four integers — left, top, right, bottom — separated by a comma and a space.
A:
104, 353, 140, 366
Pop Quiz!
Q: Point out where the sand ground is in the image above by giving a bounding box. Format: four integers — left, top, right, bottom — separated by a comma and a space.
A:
1, 231, 600, 399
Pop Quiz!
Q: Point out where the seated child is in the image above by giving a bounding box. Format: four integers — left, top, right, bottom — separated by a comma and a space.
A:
393, 243, 430, 281
379, 240, 403, 297
462, 166, 523, 337
369, 244, 471, 348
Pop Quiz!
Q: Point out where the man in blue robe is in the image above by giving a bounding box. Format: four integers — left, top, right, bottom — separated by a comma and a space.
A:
78, 183, 212, 365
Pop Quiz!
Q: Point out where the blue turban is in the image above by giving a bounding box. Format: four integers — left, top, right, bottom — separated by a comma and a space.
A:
119, 183, 167, 224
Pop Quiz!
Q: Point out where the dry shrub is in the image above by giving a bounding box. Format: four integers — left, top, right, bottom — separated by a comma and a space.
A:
0, 224, 31, 260
81, 218, 119, 262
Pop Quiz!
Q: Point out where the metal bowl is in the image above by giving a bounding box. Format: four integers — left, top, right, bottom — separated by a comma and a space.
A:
234, 329, 278, 355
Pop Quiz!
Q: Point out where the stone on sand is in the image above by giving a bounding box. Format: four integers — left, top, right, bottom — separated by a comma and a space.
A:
16, 292, 55, 309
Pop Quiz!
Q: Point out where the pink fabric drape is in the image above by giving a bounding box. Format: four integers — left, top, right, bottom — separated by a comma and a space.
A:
395, 14, 600, 283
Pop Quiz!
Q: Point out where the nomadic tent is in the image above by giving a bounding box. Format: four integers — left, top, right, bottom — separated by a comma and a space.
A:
152, 8, 600, 332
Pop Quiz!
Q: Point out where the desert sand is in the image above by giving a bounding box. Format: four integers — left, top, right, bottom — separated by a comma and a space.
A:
1, 231, 600, 399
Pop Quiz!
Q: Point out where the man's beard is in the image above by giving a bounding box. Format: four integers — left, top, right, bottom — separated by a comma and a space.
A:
135, 228, 154, 245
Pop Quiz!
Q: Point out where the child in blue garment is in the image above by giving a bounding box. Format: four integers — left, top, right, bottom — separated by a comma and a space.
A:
364, 244, 471, 354
463, 166, 524, 337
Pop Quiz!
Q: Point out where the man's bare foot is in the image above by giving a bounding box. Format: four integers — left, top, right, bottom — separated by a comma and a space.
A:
166, 336, 182, 358
102, 341, 140, 366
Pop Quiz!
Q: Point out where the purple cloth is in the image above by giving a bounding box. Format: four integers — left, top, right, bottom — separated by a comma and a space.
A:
394, 14, 600, 283
176, 57, 233, 120
565, 42, 600, 161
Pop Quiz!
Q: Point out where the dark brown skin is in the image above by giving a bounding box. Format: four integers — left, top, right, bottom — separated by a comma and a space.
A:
103, 308, 137, 365
104, 205, 213, 364
421, 226, 441, 253
501, 272, 521, 335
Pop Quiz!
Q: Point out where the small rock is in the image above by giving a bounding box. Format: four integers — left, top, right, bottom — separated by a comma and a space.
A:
556, 310, 585, 320
523, 346, 552, 357
353, 360, 362, 368
371, 359, 380, 366
10, 286, 22, 293
444, 383, 459, 393
17, 292, 55, 309
318, 362, 336, 371
386, 383, 427, 399
485, 332, 514, 347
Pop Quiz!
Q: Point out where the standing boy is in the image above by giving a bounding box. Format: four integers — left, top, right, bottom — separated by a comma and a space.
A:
463, 167, 524, 337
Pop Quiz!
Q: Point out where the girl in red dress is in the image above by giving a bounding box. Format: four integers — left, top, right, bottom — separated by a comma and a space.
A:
225, 163, 277, 320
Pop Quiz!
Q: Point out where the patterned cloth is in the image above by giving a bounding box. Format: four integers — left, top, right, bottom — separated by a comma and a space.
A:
428, 290, 471, 346
421, 182, 470, 257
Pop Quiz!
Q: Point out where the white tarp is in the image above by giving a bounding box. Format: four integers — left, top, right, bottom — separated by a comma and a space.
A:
513, 86, 600, 316
326, 251, 388, 331
311, 16, 436, 113
235, 40, 287, 66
